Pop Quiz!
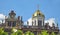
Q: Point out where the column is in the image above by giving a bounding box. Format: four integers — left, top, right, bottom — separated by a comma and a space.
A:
6, 22, 8, 27
11, 22, 12, 28
32, 21, 33, 28
35, 20, 36, 26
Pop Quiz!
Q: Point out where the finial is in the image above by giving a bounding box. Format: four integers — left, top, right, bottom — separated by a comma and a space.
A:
37, 4, 40, 10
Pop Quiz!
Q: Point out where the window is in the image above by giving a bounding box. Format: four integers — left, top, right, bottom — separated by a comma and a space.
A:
12, 21, 16, 27
35, 20, 36, 26
8, 21, 11, 26
38, 20, 42, 27
8, 21, 16, 27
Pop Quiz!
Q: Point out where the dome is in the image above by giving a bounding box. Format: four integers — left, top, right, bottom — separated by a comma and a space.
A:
9, 10, 16, 16
32, 10, 45, 17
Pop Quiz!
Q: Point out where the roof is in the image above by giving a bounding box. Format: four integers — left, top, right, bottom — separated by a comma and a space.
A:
32, 10, 45, 17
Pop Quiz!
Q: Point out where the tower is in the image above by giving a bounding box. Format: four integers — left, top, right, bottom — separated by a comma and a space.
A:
32, 10, 45, 28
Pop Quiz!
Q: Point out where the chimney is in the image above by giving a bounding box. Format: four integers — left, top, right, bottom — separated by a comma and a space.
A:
27, 21, 29, 28
20, 16, 22, 21
18, 16, 20, 20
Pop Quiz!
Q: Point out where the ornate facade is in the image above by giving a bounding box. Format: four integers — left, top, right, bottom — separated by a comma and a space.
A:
0, 10, 59, 35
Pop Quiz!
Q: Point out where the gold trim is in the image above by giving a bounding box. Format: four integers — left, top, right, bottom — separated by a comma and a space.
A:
32, 10, 45, 17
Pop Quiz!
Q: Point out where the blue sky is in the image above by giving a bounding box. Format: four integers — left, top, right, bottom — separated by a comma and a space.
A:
0, 0, 60, 28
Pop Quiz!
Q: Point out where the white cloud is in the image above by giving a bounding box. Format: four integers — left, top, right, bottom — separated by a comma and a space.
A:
24, 18, 32, 26
25, 17, 57, 27
0, 14, 5, 19
0, 14, 6, 24
27, 18, 32, 25
45, 18, 57, 27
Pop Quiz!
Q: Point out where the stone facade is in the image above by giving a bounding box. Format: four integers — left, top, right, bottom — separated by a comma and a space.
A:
0, 10, 59, 35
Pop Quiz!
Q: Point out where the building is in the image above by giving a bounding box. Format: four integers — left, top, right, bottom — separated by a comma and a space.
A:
0, 9, 59, 35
